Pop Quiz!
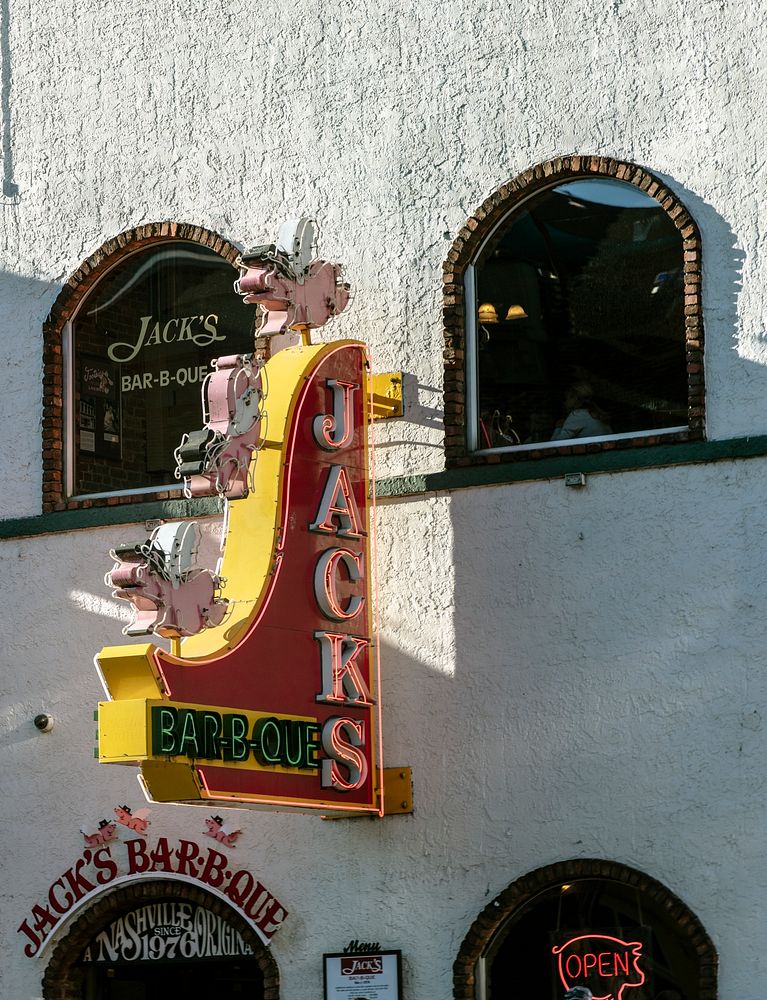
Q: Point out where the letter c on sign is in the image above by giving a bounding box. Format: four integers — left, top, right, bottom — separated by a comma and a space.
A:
313, 548, 364, 620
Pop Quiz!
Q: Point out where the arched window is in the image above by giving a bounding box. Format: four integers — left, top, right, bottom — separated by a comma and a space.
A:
42, 223, 253, 511
443, 158, 703, 466
454, 860, 716, 1000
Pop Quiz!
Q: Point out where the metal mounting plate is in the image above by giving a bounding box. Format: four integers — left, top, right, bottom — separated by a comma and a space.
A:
382, 766, 413, 815
369, 372, 403, 420
321, 766, 413, 819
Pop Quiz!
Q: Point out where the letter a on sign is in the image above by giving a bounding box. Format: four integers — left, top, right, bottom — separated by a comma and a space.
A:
310, 465, 364, 538
96, 340, 383, 817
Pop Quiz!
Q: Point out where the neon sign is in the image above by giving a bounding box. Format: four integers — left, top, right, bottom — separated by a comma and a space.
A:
96, 340, 383, 815
552, 933, 646, 1000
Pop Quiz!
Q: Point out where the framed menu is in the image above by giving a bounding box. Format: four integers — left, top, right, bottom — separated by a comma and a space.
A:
324, 951, 402, 999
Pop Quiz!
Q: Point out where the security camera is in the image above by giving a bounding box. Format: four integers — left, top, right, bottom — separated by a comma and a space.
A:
33, 714, 54, 733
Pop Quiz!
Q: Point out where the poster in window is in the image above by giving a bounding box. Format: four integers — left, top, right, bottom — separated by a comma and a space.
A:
79, 399, 96, 453
324, 952, 402, 999
79, 357, 121, 458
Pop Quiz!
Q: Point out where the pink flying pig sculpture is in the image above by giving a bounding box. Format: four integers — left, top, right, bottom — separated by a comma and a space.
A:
113, 805, 151, 835
105, 521, 226, 639
174, 353, 263, 500
204, 815, 242, 847
106, 218, 350, 641
234, 218, 350, 339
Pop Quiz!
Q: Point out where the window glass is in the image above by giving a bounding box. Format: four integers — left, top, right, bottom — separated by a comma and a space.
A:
72, 243, 253, 496
474, 179, 686, 450
485, 877, 699, 999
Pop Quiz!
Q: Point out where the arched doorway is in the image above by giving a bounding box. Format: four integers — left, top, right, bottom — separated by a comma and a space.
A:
454, 859, 716, 1000
41, 880, 279, 1000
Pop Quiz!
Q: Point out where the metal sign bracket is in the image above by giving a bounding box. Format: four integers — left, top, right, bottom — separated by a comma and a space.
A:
369, 373, 403, 420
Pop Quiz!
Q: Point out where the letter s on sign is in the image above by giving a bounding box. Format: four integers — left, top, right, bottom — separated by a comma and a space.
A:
93, 846, 119, 885
320, 717, 368, 791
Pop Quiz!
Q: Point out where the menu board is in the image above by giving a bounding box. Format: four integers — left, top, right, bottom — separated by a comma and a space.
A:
324, 951, 402, 999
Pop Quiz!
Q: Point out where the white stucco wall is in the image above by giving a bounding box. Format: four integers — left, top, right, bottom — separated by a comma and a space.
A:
2, 0, 767, 997
5, 462, 767, 996
2, 0, 767, 514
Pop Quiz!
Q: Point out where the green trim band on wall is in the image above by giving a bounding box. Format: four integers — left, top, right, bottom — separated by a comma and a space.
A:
3, 435, 767, 539
374, 434, 767, 499
0, 496, 224, 540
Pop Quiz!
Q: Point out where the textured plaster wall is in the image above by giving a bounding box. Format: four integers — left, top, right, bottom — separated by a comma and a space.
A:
5, 463, 767, 997
2, 0, 767, 997
0, 0, 766, 513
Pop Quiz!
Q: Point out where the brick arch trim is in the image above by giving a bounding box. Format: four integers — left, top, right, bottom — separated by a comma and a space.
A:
42, 222, 243, 513
453, 858, 717, 999
41, 878, 280, 1000
443, 156, 704, 467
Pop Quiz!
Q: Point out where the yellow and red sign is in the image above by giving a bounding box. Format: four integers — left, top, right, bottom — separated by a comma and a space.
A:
97, 340, 383, 816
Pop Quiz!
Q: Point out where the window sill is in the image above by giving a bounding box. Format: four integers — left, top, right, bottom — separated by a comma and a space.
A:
471, 425, 689, 457
1, 495, 224, 540
448, 427, 695, 468
47, 486, 187, 512
376, 433, 767, 499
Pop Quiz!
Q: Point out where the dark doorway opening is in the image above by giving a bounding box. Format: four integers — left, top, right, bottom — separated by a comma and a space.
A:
81, 956, 264, 999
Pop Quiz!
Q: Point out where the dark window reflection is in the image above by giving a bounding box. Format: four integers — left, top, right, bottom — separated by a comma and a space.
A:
475, 179, 686, 449
485, 878, 699, 999
72, 243, 254, 496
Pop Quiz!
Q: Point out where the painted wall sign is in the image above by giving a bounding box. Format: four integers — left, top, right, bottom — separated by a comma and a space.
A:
97, 340, 383, 816
17, 822, 286, 959
81, 901, 254, 962
324, 950, 402, 999
552, 933, 647, 1000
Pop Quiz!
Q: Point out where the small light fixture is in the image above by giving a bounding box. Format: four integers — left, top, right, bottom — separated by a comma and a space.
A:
34, 713, 54, 733
478, 302, 499, 323
505, 304, 528, 320
561, 883, 572, 892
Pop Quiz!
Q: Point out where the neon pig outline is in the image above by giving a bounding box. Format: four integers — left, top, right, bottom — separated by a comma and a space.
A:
552, 933, 646, 1000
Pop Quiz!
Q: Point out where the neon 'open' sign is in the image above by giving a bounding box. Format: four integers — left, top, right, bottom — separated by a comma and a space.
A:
552, 933, 646, 1000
